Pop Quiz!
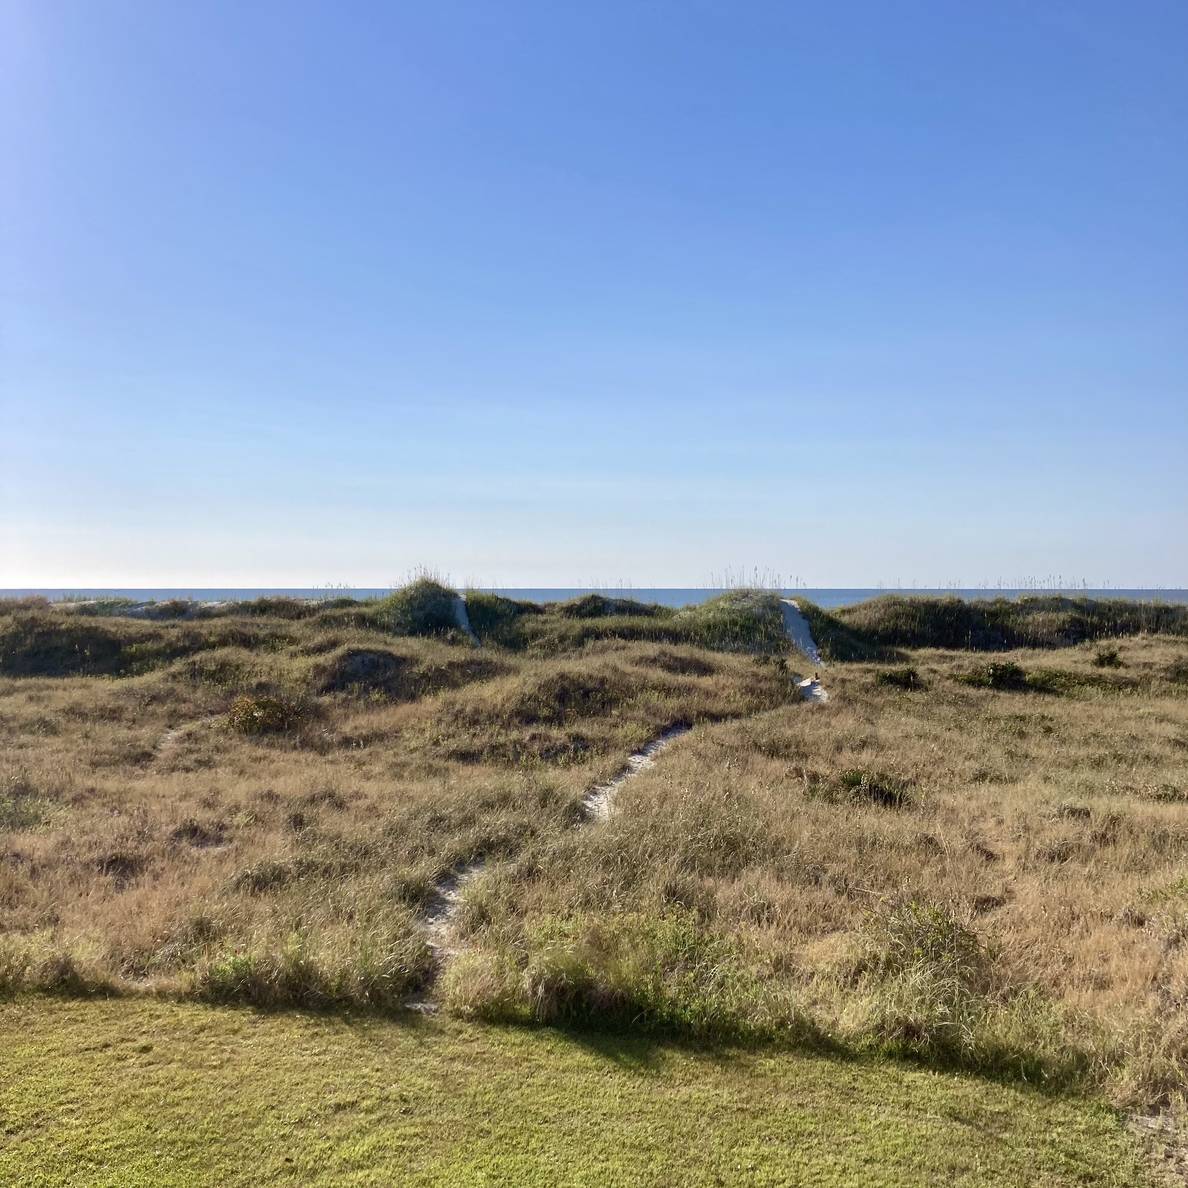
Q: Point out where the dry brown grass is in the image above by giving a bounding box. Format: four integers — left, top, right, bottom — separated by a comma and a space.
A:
440, 635, 1188, 1102
0, 605, 793, 1011
3, 600, 1187, 1106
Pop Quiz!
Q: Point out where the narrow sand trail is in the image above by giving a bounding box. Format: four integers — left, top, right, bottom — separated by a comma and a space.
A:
580, 724, 691, 821
421, 864, 484, 961
411, 598, 826, 1005
155, 714, 221, 760
410, 723, 691, 1008
780, 598, 828, 703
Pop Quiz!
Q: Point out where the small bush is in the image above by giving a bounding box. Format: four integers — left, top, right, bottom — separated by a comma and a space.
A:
375, 579, 461, 638
836, 595, 1188, 651
169, 818, 227, 848
648, 649, 716, 677
0, 596, 50, 616
95, 850, 146, 888
464, 592, 540, 645
555, 594, 667, 620
0, 769, 52, 830
507, 671, 634, 726
861, 900, 992, 1060
875, 665, 923, 690
226, 693, 307, 735
150, 599, 195, 619
237, 597, 313, 619
961, 661, 1028, 691
230, 859, 294, 894
1093, 647, 1122, 668
0, 940, 120, 999
0, 613, 129, 676
833, 769, 914, 809
318, 649, 409, 696
1145, 783, 1187, 804
677, 591, 788, 654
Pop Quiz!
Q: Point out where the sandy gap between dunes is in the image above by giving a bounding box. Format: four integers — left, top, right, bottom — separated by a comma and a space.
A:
780, 598, 828, 703
453, 595, 481, 646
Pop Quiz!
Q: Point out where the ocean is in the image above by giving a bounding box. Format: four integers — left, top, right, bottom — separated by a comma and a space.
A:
3, 588, 1187, 609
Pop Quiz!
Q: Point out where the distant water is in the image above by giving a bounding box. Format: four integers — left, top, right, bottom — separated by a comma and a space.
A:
4, 587, 1187, 609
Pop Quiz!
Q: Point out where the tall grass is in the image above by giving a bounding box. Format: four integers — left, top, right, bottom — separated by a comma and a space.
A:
3, 594, 1188, 1104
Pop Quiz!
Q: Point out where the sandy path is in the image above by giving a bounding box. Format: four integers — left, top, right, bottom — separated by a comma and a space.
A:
453, 595, 481, 646
155, 713, 221, 758
410, 724, 690, 1008
580, 724, 691, 821
421, 864, 484, 961
780, 598, 828, 703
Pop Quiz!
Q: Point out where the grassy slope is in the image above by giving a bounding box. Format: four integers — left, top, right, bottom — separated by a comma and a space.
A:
0, 998, 1153, 1188
810, 595, 1188, 658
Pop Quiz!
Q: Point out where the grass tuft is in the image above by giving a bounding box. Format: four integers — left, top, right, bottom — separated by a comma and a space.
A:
374, 579, 462, 638
226, 693, 308, 735
875, 665, 924, 690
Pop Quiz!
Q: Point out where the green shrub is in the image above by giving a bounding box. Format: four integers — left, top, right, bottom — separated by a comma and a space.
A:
554, 594, 667, 619
835, 595, 1188, 652
675, 591, 788, 654
795, 600, 902, 662
69, 598, 138, 617
0, 939, 120, 1000
961, 661, 1028, 691
875, 665, 923, 690
0, 596, 50, 616
1023, 669, 1080, 695
486, 591, 788, 656
508, 671, 633, 726
464, 592, 540, 645
317, 648, 409, 696
237, 597, 313, 619
148, 599, 195, 619
0, 613, 129, 676
837, 769, 913, 809
0, 769, 52, 830
1093, 647, 1122, 668
226, 693, 307, 735
375, 579, 461, 638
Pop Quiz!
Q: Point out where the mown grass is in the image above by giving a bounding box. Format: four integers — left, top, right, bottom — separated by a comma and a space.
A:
0, 997, 1156, 1187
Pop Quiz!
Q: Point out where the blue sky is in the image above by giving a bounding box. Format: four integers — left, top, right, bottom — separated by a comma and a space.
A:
2, 0, 1185, 587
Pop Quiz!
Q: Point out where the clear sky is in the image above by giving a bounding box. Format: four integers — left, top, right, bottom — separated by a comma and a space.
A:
3, 0, 1186, 588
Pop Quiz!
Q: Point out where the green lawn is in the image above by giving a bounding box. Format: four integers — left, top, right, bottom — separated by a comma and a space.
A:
0, 998, 1151, 1187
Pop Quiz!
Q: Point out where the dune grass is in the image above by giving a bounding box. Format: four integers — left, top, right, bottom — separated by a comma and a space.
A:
2, 582, 1187, 1113
434, 634, 1188, 1104
0, 997, 1156, 1187
802, 595, 1188, 659
0, 588, 795, 1013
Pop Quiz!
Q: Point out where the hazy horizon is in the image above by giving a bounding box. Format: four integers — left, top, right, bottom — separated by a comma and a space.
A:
3, 1, 1185, 587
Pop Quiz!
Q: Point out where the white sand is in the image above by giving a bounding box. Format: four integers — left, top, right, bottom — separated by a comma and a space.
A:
780, 598, 829, 703
411, 723, 691, 1007
581, 724, 691, 821
452, 594, 481, 646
